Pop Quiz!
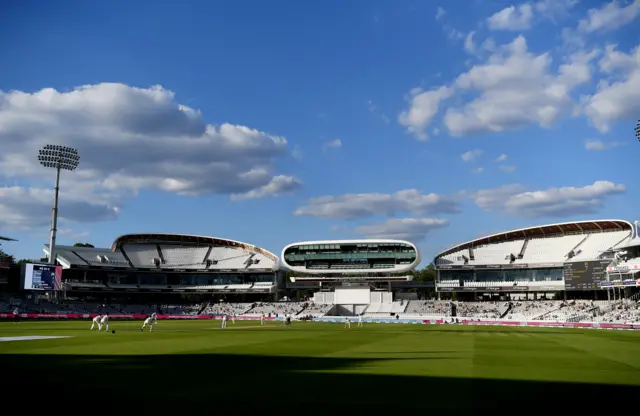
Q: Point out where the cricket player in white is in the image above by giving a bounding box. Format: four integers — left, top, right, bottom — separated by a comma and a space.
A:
358, 315, 363, 328
90, 314, 102, 331
141, 315, 155, 332
345, 317, 351, 329
221, 314, 228, 328
260, 312, 265, 326
100, 313, 109, 332
150, 312, 157, 322
231, 314, 235, 325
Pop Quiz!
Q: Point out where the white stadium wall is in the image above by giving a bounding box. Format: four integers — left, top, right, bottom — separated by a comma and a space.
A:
281, 239, 421, 275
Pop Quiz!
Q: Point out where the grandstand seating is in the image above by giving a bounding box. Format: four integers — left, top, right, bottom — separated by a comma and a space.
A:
519, 235, 584, 263
570, 231, 630, 260
48, 245, 130, 268
472, 241, 524, 264
3, 296, 639, 323
300, 303, 333, 317
437, 280, 564, 288
246, 302, 305, 316
160, 245, 209, 268
122, 244, 159, 267
437, 230, 632, 266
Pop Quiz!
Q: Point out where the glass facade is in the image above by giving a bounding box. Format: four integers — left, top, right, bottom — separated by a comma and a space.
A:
283, 242, 417, 270
439, 268, 563, 283
62, 269, 275, 286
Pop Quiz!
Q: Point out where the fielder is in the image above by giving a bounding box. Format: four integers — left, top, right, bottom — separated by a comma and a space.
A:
231, 314, 235, 325
99, 313, 109, 332
220, 314, 228, 328
90, 314, 102, 331
141, 315, 155, 332
260, 312, 266, 326
345, 317, 351, 329
358, 315, 363, 328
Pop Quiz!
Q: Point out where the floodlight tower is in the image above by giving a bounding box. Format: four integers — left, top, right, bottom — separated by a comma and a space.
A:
38, 145, 80, 265
635, 119, 640, 143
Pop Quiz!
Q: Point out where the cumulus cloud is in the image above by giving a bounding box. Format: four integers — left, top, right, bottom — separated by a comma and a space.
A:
435, 7, 446, 20
578, 0, 640, 33
584, 139, 624, 151
472, 167, 485, 173
495, 154, 508, 162
443, 36, 597, 136
294, 189, 461, 220
471, 180, 625, 218
354, 218, 449, 241
499, 165, 516, 172
487, 4, 534, 31
583, 44, 640, 132
0, 83, 301, 229
487, 0, 577, 31
321, 138, 342, 151
0, 186, 118, 230
461, 149, 483, 162
398, 86, 453, 140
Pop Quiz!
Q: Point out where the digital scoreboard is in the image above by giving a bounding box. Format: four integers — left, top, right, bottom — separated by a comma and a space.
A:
563, 260, 611, 291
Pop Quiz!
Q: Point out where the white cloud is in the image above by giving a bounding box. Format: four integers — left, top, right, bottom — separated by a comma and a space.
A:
443, 36, 597, 136
464, 32, 478, 56
499, 165, 516, 172
583, 44, 640, 132
472, 167, 485, 173
495, 153, 508, 162
584, 139, 624, 151
354, 218, 449, 241
487, 4, 533, 31
230, 175, 302, 201
534, 0, 579, 20
435, 7, 446, 20
294, 189, 461, 220
461, 149, 483, 162
471, 180, 625, 218
321, 138, 342, 151
0, 185, 119, 230
398, 86, 453, 140
578, 0, 640, 33
0, 83, 301, 229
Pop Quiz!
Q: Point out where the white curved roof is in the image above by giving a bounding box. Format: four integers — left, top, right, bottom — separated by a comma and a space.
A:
434, 219, 632, 259
112, 233, 278, 263
281, 239, 420, 275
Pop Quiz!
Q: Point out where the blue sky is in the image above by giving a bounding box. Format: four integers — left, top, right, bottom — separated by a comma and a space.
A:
0, 0, 639, 265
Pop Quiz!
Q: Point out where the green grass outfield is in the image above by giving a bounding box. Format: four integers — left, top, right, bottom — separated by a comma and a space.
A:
1, 320, 639, 411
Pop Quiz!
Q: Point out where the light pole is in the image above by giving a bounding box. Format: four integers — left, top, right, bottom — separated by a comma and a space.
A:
38, 145, 80, 265
635, 119, 640, 143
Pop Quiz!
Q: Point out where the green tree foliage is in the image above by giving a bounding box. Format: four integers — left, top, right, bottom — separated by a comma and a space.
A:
0, 248, 15, 265
409, 263, 436, 282
73, 243, 95, 248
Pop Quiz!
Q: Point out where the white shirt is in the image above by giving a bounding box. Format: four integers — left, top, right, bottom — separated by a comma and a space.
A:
101, 315, 109, 323
93, 315, 101, 322
151, 313, 157, 320
359, 316, 363, 322
13, 308, 18, 315
222, 315, 227, 321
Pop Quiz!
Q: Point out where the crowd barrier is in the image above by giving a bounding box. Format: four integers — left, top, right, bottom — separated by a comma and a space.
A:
0, 313, 275, 321
313, 316, 640, 330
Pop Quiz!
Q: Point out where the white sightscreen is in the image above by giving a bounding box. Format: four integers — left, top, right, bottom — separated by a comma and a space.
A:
334, 288, 370, 305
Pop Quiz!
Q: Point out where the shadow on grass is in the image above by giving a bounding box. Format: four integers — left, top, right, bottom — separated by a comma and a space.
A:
1, 353, 637, 412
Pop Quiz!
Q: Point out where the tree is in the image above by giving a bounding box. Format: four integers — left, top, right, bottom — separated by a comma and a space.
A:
0, 248, 15, 265
73, 242, 94, 248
